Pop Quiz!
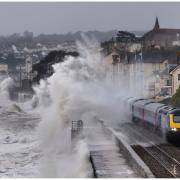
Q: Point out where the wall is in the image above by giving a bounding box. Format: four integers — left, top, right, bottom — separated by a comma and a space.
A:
0, 64, 8, 72
171, 66, 180, 95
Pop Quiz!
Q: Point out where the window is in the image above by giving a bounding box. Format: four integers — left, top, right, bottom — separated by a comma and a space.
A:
178, 74, 180, 80
174, 116, 180, 123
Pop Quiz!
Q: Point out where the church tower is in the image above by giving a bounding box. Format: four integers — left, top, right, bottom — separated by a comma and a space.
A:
153, 16, 160, 30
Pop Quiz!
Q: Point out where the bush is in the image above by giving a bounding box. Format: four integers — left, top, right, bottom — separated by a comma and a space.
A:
171, 86, 180, 107
160, 97, 172, 105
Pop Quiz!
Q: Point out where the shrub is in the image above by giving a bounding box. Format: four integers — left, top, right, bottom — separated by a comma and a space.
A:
171, 86, 180, 107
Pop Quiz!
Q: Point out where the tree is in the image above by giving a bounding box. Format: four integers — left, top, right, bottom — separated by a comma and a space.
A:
171, 86, 180, 107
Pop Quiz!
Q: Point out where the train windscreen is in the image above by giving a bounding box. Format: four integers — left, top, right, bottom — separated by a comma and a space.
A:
174, 116, 180, 123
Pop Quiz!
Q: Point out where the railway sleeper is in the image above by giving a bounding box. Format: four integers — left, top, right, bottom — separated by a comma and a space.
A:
132, 145, 176, 178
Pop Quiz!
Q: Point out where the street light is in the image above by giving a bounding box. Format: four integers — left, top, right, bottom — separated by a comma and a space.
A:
176, 33, 180, 46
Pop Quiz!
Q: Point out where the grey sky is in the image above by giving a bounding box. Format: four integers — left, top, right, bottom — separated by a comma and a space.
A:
0, 2, 180, 36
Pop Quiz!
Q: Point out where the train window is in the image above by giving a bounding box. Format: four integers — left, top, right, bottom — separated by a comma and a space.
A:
174, 116, 180, 122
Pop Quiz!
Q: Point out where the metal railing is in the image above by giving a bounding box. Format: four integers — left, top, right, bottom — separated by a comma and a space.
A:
71, 120, 83, 139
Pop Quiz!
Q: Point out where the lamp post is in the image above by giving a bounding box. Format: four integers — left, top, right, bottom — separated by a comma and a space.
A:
177, 33, 180, 46
19, 64, 22, 90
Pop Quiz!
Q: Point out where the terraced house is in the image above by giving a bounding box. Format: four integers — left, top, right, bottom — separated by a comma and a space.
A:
105, 17, 180, 98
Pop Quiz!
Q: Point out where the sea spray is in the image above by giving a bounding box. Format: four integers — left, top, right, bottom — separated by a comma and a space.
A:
33, 38, 134, 177
0, 77, 27, 114
0, 77, 15, 107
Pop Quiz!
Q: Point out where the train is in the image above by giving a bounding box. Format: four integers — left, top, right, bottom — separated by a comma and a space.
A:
120, 96, 180, 142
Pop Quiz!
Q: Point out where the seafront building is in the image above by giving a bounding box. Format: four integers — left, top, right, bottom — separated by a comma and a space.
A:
104, 17, 180, 98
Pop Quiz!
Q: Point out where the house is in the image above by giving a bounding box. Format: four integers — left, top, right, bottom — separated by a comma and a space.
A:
170, 65, 180, 95
109, 49, 177, 98
0, 63, 8, 72
115, 31, 142, 53
143, 17, 180, 49
25, 56, 33, 79
105, 17, 180, 98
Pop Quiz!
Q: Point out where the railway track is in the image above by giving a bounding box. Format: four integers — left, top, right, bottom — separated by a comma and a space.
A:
126, 125, 180, 178
133, 145, 180, 178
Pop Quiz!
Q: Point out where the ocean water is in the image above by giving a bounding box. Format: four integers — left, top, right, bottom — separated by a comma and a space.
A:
0, 106, 41, 177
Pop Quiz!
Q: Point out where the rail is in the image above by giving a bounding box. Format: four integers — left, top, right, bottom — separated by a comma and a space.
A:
128, 125, 180, 178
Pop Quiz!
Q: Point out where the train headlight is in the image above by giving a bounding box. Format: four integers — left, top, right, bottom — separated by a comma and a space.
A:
171, 128, 177, 131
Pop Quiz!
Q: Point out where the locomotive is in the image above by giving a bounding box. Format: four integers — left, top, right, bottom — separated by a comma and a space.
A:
121, 97, 180, 141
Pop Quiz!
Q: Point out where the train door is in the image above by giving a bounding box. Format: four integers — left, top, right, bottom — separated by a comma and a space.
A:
160, 112, 168, 139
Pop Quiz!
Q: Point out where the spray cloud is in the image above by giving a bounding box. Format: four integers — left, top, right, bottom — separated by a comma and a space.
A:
33, 37, 134, 177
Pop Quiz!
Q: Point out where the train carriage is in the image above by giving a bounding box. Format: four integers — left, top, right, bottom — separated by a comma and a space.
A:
132, 99, 152, 121
124, 97, 143, 120
143, 103, 166, 129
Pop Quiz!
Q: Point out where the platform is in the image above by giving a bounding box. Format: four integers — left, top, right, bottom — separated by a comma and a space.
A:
84, 125, 138, 178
